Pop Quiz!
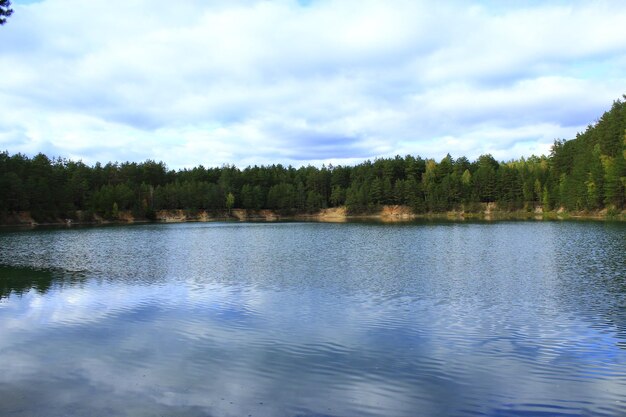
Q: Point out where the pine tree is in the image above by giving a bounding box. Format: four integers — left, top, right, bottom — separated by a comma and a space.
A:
0, 0, 12, 25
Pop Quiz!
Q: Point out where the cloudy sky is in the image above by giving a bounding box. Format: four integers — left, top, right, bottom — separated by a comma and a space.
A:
1, 0, 625, 169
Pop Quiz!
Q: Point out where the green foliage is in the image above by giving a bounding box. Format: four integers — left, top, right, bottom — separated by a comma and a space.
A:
329, 185, 346, 206
225, 192, 235, 213
1, 98, 624, 218
111, 202, 119, 220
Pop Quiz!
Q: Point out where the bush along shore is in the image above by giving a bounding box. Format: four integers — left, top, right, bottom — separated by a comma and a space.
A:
1, 97, 625, 226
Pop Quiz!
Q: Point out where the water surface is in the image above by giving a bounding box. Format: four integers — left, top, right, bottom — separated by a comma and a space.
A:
0, 221, 625, 416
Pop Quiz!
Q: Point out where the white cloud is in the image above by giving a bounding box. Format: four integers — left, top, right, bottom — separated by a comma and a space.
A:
1, 0, 625, 168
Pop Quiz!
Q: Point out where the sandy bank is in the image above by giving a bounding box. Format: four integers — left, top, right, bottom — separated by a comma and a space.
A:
1, 204, 624, 227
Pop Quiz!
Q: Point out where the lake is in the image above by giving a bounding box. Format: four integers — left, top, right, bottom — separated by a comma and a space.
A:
0, 221, 625, 417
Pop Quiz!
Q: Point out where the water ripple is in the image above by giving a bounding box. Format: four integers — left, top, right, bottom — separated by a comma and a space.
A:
0, 222, 625, 416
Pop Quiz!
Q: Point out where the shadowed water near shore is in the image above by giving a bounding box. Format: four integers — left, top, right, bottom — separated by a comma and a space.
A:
1, 221, 625, 416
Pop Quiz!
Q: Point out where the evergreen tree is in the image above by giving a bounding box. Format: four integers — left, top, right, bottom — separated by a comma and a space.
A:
0, 97, 624, 219
0, 0, 12, 25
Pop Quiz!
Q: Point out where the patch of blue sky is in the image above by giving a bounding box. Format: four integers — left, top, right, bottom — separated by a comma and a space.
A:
472, 0, 581, 12
12, 0, 43, 4
568, 60, 614, 80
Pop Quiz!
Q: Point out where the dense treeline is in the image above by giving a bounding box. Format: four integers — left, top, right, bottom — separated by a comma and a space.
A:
1, 97, 624, 221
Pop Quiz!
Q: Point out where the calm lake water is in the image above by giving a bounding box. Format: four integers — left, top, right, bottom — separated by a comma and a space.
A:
0, 221, 625, 417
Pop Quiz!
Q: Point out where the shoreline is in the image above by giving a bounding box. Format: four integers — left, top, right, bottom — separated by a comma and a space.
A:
1, 204, 624, 228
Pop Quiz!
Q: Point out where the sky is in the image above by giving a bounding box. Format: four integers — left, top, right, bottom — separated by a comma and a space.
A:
1, 0, 625, 169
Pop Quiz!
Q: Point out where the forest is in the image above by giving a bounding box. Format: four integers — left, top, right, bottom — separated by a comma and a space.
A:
1, 97, 624, 222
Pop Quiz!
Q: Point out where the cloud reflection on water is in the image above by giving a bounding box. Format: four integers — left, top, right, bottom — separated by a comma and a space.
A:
0, 222, 625, 416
